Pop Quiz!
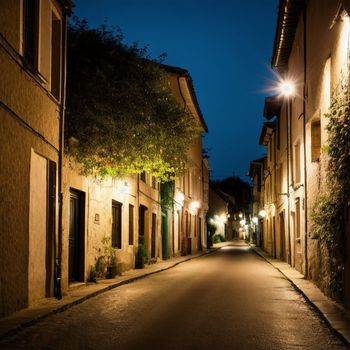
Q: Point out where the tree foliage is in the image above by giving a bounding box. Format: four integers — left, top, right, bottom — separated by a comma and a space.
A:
65, 19, 199, 181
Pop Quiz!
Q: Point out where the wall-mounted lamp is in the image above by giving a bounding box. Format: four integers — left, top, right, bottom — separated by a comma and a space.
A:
189, 200, 201, 214
279, 79, 295, 97
258, 210, 267, 218
118, 181, 129, 194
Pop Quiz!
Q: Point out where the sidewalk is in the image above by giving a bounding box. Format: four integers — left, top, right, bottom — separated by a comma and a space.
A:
0, 250, 214, 340
252, 245, 350, 345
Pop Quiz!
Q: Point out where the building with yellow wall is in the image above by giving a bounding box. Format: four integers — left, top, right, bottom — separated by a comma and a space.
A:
0, 0, 71, 317
61, 64, 209, 293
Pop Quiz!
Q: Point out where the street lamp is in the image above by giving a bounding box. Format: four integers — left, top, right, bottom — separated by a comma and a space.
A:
258, 209, 267, 218
279, 80, 295, 97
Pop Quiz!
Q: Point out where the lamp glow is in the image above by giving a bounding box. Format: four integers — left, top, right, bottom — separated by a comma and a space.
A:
118, 181, 129, 194
189, 200, 200, 213
258, 210, 267, 218
239, 219, 246, 226
280, 80, 295, 97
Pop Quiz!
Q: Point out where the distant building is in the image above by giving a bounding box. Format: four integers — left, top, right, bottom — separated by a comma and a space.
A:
156, 65, 209, 256
0, 0, 72, 317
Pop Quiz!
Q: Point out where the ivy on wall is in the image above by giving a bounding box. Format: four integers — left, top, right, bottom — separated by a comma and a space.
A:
65, 19, 199, 182
311, 81, 350, 299
160, 181, 174, 211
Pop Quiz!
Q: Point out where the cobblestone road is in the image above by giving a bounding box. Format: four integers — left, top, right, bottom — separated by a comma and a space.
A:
0, 242, 349, 349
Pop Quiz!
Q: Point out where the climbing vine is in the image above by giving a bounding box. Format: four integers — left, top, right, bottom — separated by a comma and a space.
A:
311, 81, 350, 299
160, 181, 174, 211
65, 19, 199, 182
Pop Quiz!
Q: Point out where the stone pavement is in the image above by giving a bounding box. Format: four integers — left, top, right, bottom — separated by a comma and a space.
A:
0, 250, 215, 340
252, 245, 350, 345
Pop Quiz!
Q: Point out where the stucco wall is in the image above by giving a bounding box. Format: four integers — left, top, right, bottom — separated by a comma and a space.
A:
62, 158, 138, 292
0, 0, 64, 316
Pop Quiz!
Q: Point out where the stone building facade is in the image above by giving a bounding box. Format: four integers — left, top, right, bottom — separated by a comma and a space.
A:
60, 65, 209, 293
0, 0, 71, 317
254, 0, 350, 308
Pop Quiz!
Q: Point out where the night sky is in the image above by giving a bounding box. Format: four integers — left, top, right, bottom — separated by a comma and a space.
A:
72, 0, 278, 181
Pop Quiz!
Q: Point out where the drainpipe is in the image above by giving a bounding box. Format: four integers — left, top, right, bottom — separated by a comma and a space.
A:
56, 10, 68, 300
303, 5, 308, 278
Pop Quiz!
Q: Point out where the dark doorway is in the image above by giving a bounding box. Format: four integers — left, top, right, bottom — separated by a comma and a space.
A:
139, 205, 148, 251
151, 213, 156, 258
112, 200, 122, 249
198, 217, 202, 251
46, 160, 56, 296
259, 218, 264, 248
69, 189, 85, 282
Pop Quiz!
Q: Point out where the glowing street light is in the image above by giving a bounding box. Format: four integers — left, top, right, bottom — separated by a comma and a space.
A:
279, 80, 295, 97
189, 200, 201, 214
258, 210, 267, 218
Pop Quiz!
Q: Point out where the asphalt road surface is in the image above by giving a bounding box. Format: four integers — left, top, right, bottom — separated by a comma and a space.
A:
1, 241, 349, 350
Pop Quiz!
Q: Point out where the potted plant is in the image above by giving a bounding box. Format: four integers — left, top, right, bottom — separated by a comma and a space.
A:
95, 236, 119, 279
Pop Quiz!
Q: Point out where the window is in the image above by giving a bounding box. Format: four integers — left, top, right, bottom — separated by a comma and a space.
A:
311, 121, 321, 162
295, 198, 301, 239
323, 58, 331, 112
294, 142, 300, 184
140, 171, 146, 183
257, 171, 261, 193
129, 204, 134, 245
151, 176, 156, 189
51, 11, 61, 100
23, 0, 39, 68
112, 201, 122, 249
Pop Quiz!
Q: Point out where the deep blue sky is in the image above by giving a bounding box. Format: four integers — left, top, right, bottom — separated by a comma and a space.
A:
73, 0, 278, 180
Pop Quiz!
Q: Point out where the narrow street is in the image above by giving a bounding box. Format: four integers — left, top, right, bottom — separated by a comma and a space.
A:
1, 241, 348, 350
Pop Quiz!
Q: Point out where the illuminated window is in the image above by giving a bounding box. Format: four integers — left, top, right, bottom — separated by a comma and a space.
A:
311, 121, 321, 162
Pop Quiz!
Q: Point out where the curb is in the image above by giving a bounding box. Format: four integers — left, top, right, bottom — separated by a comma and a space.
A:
251, 246, 350, 346
0, 248, 218, 341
